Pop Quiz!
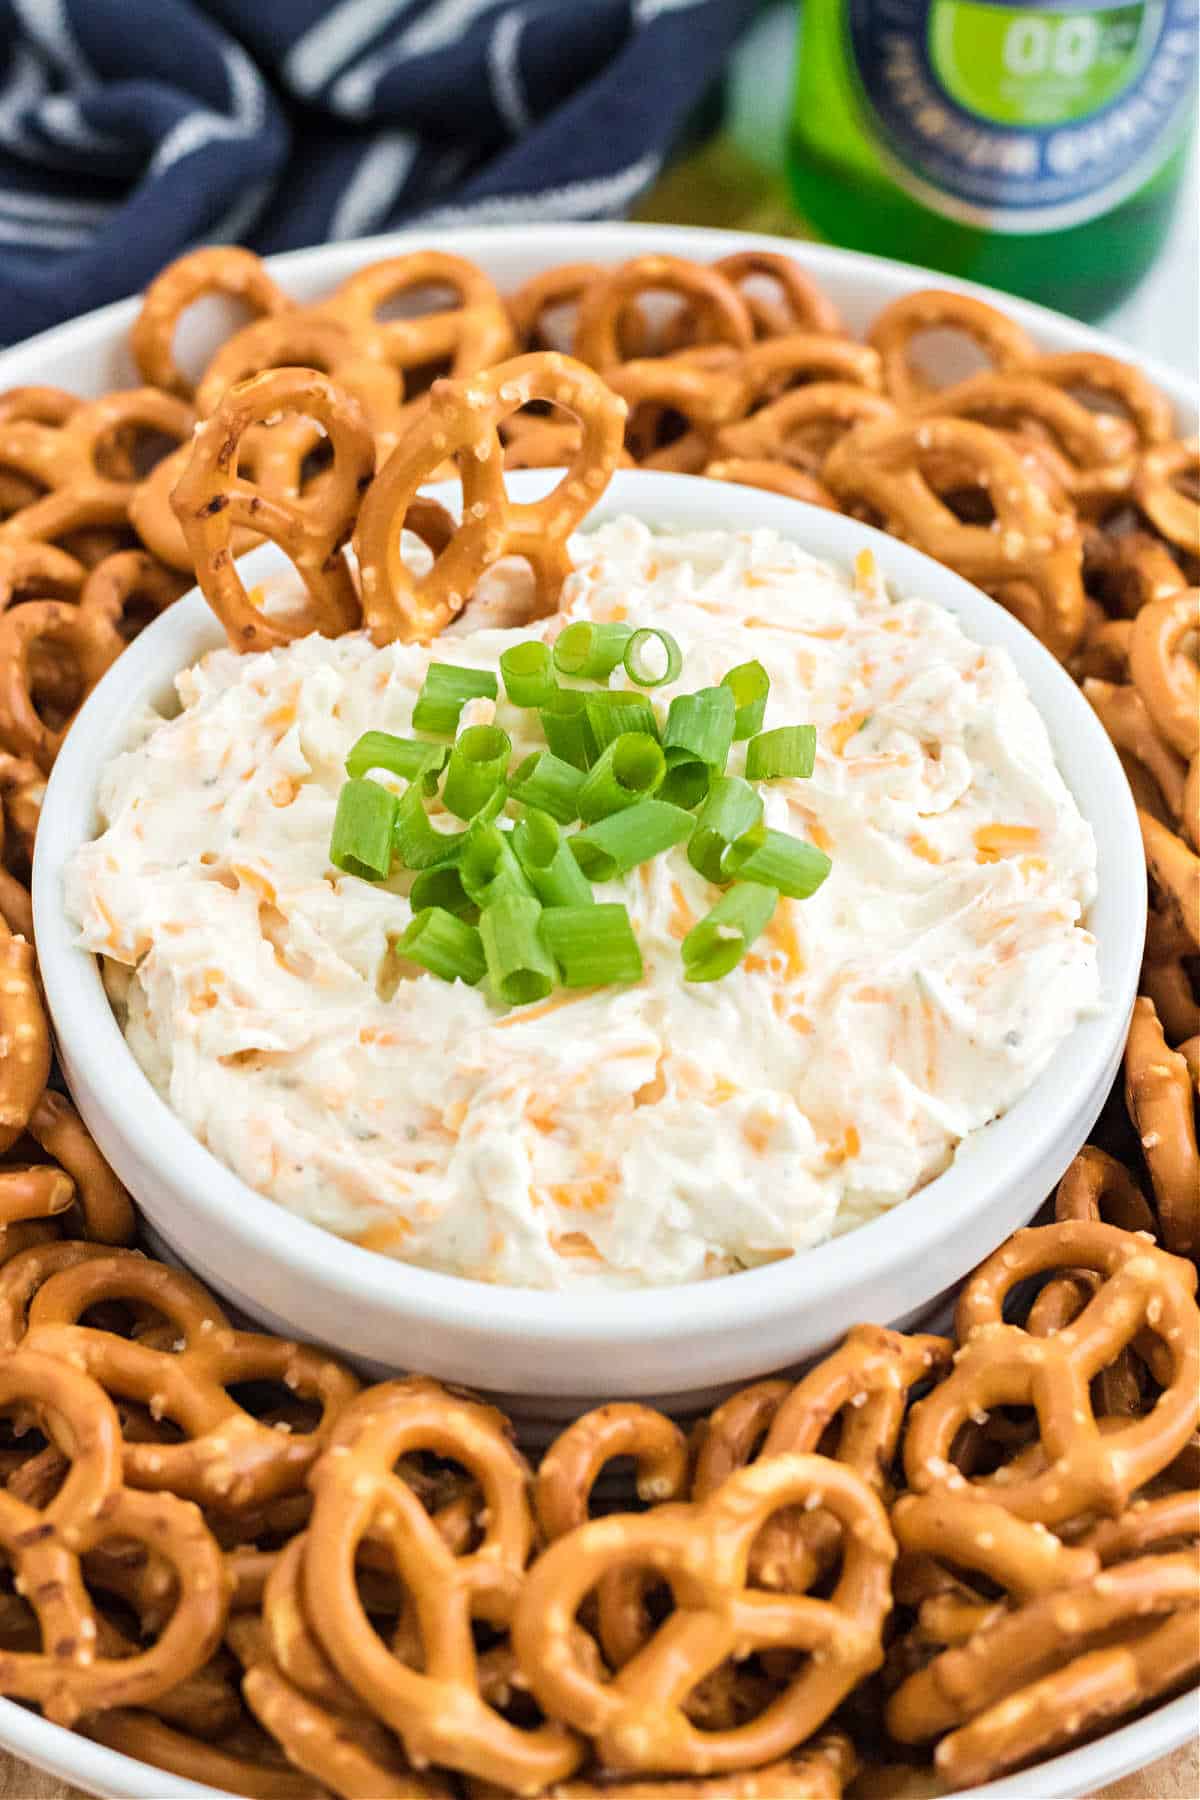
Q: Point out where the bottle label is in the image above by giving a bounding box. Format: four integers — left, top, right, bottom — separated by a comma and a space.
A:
847, 0, 1199, 231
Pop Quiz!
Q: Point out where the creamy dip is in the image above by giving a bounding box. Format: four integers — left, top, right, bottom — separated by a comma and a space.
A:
69, 518, 1100, 1289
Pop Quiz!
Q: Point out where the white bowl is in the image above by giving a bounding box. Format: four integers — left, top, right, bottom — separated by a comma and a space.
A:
35, 465, 1144, 1408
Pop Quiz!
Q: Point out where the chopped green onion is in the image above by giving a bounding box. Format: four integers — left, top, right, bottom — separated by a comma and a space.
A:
663, 685, 737, 770
659, 753, 712, 811
541, 904, 644, 988
393, 784, 464, 870
722, 661, 769, 739
345, 732, 447, 792
682, 884, 778, 982
500, 640, 556, 708
409, 864, 475, 919
480, 893, 556, 1006
688, 777, 764, 883
745, 725, 817, 782
570, 799, 694, 883
552, 620, 633, 681
623, 628, 682, 689
460, 821, 536, 908
442, 724, 511, 821
411, 662, 497, 738
510, 750, 585, 824
512, 809, 595, 908
330, 779, 397, 882
585, 692, 659, 751
398, 908, 486, 985
539, 689, 595, 769
722, 824, 831, 899
577, 733, 665, 822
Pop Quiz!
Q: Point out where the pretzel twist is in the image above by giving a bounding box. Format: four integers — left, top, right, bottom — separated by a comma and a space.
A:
83, 1708, 323, 1797
906, 1222, 1200, 1521
1124, 997, 1200, 1258
709, 252, 846, 340
23, 1090, 135, 1243
716, 383, 896, 473
1083, 527, 1187, 621
514, 1453, 894, 1776
355, 352, 625, 645
472, 1735, 859, 1800
1, 1244, 359, 1509
132, 246, 293, 399
1140, 807, 1200, 951
304, 1377, 583, 1790
823, 416, 1087, 657
1129, 588, 1199, 760
1134, 438, 1200, 557
0, 1347, 228, 1725
0, 922, 50, 1153
867, 290, 1036, 407
574, 256, 755, 369
0, 597, 124, 772
173, 366, 375, 651
319, 251, 514, 378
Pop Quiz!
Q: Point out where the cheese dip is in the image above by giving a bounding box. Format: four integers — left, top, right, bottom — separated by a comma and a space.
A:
69, 519, 1100, 1289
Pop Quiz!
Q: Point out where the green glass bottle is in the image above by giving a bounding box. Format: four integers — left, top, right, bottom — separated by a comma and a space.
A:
786, 0, 1198, 319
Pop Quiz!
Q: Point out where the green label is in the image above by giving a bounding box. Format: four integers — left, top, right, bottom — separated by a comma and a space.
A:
929, 1, 1151, 126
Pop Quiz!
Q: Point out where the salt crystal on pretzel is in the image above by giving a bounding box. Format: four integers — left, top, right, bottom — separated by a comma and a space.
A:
355, 351, 626, 645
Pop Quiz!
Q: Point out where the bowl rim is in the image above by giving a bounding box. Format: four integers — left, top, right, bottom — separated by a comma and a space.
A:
34, 468, 1145, 1337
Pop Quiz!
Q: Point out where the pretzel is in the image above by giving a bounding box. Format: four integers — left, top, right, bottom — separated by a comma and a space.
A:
702, 459, 840, 509
0, 922, 50, 1155
716, 383, 896, 472
84, 1708, 325, 1796
1083, 526, 1187, 620
22, 1091, 135, 1244
1140, 807, 1200, 950
471, 1734, 859, 1799
514, 1452, 893, 1776
303, 1377, 582, 1789
1124, 997, 1199, 1258
1129, 587, 1198, 759
506, 262, 653, 359
172, 366, 375, 651
739, 334, 884, 406
1072, 606, 1132, 685
1141, 959, 1200, 1045
245, 1658, 454, 1798
606, 356, 750, 471
574, 255, 755, 369
1083, 677, 1188, 820
0, 1163, 72, 1227
906, 1221, 1200, 1521
0, 1346, 229, 1724
0, 596, 124, 771
0, 751, 46, 872
0, 538, 84, 615
708, 251, 846, 340
75, 548, 186, 647
0, 387, 82, 430
886, 1551, 1199, 1785
866, 290, 1036, 408
1134, 438, 1200, 557
320, 251, 514, 380
1028, 352, 1175, 457
1, 1243, 360, 1510
824, 416, 1087, 656
132, 245, 294, 399
0, 388, 193, 549
355, 352, 625, 644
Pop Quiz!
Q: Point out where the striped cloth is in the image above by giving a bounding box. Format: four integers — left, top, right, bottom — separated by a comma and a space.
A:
0, 0, 758, 346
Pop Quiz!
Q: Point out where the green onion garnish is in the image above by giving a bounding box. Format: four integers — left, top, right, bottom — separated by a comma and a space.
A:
442, 724, 511, 821
345, 732, 447, 793
745, 725, 817, 782
570, 799, 694, 883
663, 685, 737, 770
722, 661, 770, 740
660, 754, 712, 811
398, 908, 486, 985
480, 893, 556, 1006
460, 821, 536, 909
577, 733, 665, 822
330, 779, 397, 882
722, 824, 831, 898
552, 621, 633, 681
393, 784, 464, 870
539, 689, 595, 770
623, 628, 682, 689
541, 904, 644, 988
510, 750, 585, 824
682, 883, 778, 982
500, 640, 556, 708
411, 663, 498, 738
409, 864, 476, 919
585, 692, 659, 752
688, 777, 764, 884
512, 810, 595, 908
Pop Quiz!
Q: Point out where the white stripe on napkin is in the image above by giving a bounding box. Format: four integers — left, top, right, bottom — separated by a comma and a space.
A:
328, 130, 419, 239
488, 8, 531, 138
284, 0, 418, 98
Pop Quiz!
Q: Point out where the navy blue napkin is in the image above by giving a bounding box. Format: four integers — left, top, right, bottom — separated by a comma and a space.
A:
0, 0, 758, 347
